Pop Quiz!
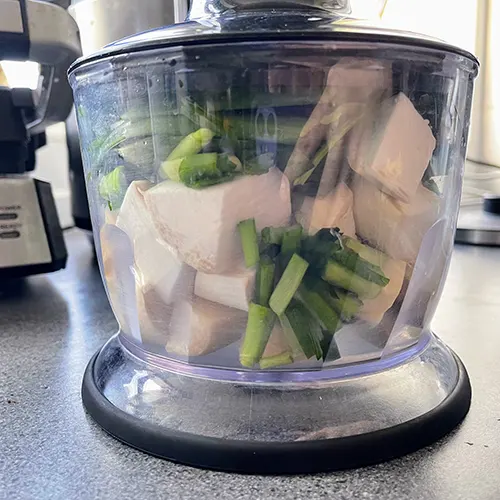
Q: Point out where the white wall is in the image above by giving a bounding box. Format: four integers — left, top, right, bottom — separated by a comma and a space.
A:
381, 0, 478, 53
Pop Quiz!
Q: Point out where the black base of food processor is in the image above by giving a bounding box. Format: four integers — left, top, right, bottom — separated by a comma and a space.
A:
455, 201, 500, 246
82, 334, 471, 474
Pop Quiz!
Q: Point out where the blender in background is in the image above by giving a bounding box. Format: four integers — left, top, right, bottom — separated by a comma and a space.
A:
0, 0, 80, 279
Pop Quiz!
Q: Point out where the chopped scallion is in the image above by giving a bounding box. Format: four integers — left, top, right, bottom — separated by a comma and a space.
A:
238, 218, 259, 268
259, 352, 293, 369
295, 283, 341, 333
322, 261, 381, 299
256, 256, 275, 306
269, 253, 309, 316
167, 128, 214, 161
240, 302, 275, 367
281, 225, 303, 255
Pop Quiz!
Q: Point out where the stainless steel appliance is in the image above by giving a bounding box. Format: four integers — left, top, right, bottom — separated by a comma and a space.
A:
0, 0, 80, 278
69, 0, 188, 54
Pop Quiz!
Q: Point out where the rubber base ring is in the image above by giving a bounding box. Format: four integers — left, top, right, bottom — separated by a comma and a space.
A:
82, 350, 471, 474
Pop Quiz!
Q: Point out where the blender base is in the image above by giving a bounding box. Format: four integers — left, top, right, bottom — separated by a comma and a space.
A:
82, 333, 471, 474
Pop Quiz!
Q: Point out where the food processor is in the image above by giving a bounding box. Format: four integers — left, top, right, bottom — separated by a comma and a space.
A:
69, 0, 478, 473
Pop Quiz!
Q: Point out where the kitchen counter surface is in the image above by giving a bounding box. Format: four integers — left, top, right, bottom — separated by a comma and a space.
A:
1, 229, 500, 500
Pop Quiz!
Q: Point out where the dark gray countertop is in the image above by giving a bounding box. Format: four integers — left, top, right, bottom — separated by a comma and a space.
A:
1, 229, 500, 500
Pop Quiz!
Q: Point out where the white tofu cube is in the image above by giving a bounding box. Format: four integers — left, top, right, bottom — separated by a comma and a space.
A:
115, 180, 152, 237
352, 175, 440, 263
359, 257, 406, 325
136, 283, 173, 346
100, 224, 141, 342
295, 183, 356, 237
348, 93, 436, 203
117, 181, 195, 305
194, 266, 256, 311
285, 58, 391, 184
145, 168, 291, 273
323, 58, 392, 104
167, 297, 247, 357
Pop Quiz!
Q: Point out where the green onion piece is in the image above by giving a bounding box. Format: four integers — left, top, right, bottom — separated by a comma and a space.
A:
281, 225, 303, 255
292, 165, 316, 187
292, 104, 362, 186
322, 332, 341, 362
238, 218, 259, 268
178, 153, 219, 187
295, 283, 341, 333
260, 243, 281, 260
300, 277, 358, 322
300, 230, 342, 274
322, 261, 381, 299
269, 253, 309, 316
240, 303, 275, 368
308, 314, 324, 358
261, 226, 286, 246
188, 174, 239, 189
278, 314, 304, 358
90, 130, 126, 166
98, 166, 126, 209
342, 236, 386, 267
160, 158, 183, 181
329, 289, 362, 322
291, 144, 327, 187
282, 302, 322, 360
312, 335, 323, 360
256, 256, 275, 306
217, 153, 241, 174
279, 301, 320, 359
167, 128, 214, 161
331, 248, 389, 287
259, 351, 294, 369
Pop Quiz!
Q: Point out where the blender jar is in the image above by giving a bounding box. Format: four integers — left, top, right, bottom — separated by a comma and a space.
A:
70, 0, 478, 473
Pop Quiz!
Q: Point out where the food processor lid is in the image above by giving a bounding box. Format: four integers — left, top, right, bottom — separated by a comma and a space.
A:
69, 0, 479, 73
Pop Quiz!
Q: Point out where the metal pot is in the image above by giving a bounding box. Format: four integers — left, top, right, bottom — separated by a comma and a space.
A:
69, 0, 189, 55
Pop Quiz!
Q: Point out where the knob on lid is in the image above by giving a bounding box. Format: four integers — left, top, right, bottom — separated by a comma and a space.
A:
188, 0, 352, 19
186, 0, 392, 20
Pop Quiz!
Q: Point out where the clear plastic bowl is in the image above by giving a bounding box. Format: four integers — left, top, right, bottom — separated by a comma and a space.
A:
71, 40, 476, 374
69, 5, 478, 471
